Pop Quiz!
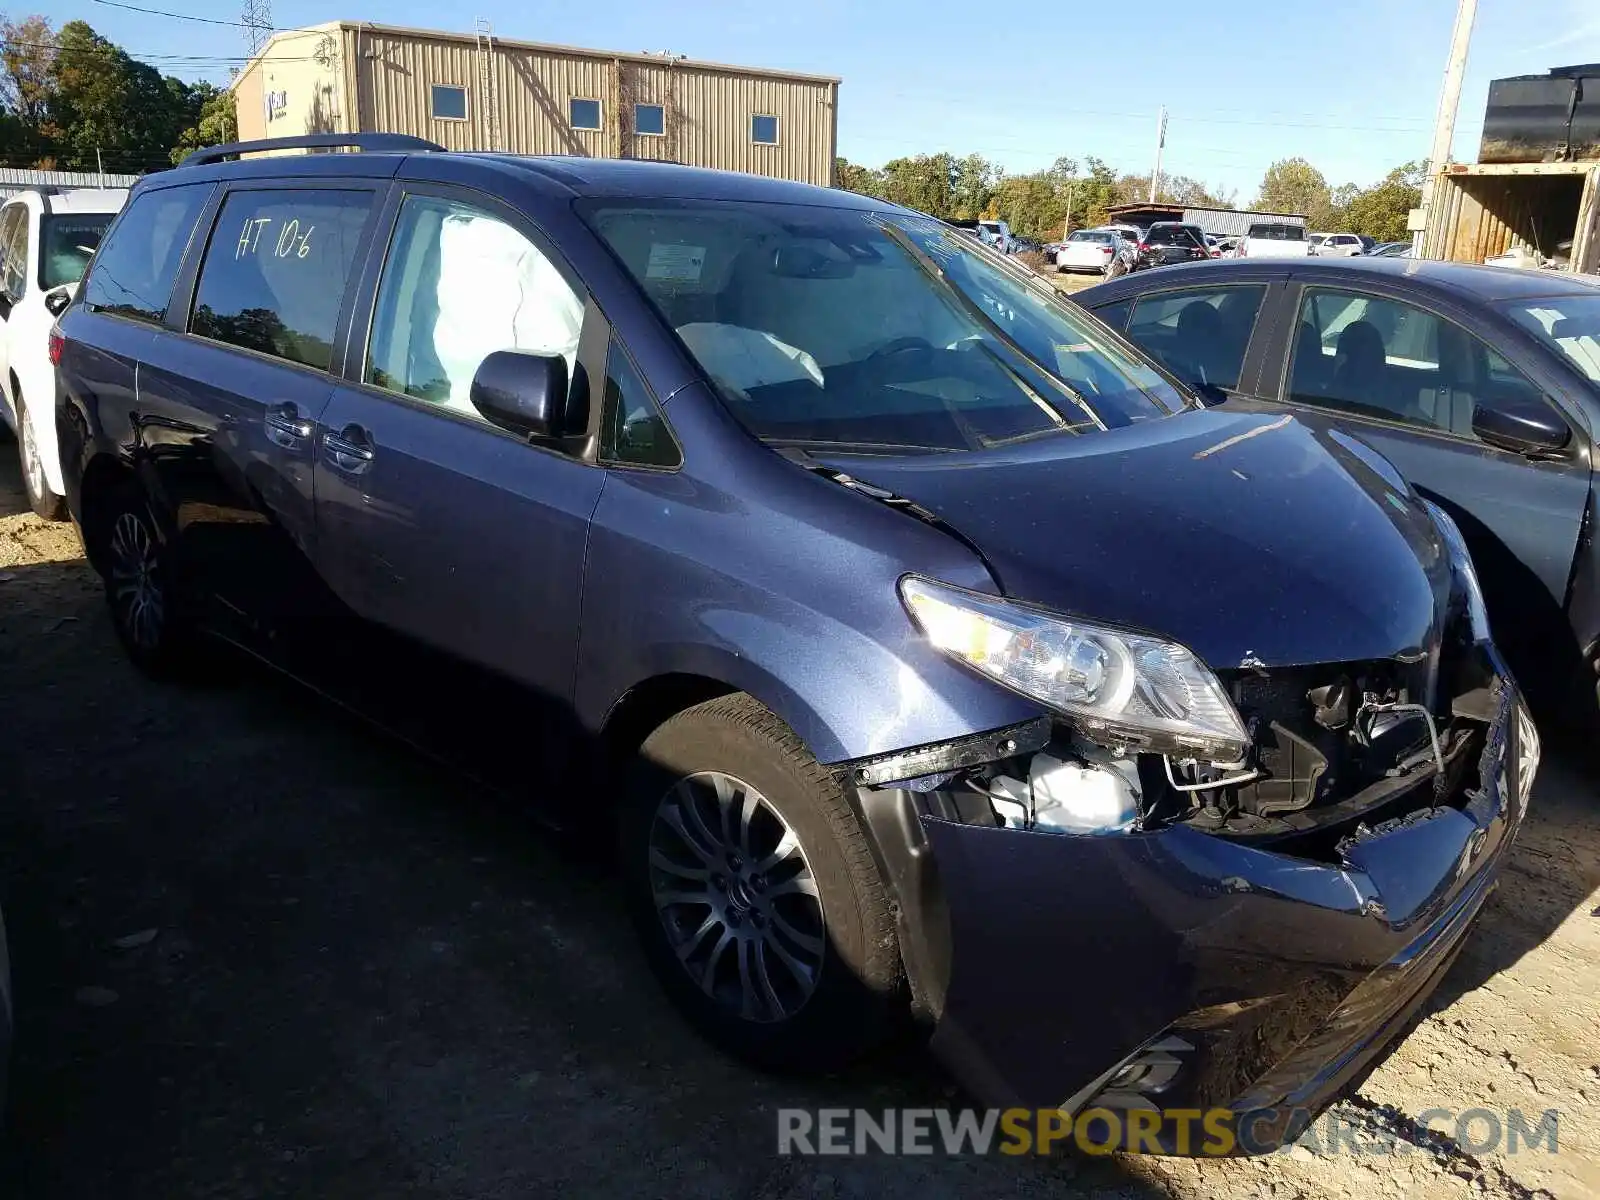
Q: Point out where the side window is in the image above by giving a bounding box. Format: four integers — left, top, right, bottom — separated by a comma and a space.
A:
0, 205, 27, 300
190, 189, 374, 371
1091, 298, 1133, 331
600, 340, 680, 467
365, 194, 584, 423
1124, 284, 1266, 398
1288, 288, 1553, 441
83, 184, 211, 325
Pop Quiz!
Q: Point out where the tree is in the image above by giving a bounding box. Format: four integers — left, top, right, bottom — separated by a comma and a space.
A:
171, 82, 238, 164
1, 15, 60, 165
877, 153, 958, 218
951, 153, 999, 220
1256, 157, 1332, 223
1340, 164, 1423, 242
47, 20, 192, 172
834, 156, 883, 197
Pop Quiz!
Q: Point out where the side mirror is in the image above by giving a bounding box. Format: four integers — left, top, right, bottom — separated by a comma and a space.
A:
1472, 397, 1570, 457
469, 350, 570, 440
44, 286, 72, 317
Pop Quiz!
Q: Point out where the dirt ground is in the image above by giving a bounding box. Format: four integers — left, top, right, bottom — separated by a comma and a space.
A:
0, 451, 1597, 1200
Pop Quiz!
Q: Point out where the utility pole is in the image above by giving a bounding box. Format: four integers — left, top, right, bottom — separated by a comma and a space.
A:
1148, 107, 1167, 204
95, 147, 104, 187
1065, 177, 1076, 239
1417, 0, 1479, 252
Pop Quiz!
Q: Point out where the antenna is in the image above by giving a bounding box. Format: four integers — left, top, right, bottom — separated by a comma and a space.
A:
241, 0, 272, 56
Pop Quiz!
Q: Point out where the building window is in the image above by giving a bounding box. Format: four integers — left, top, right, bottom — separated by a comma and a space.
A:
634, 103, 665, 137
570, 97, 602, 131
751, 114, 779, 145
431, 84, 468, 122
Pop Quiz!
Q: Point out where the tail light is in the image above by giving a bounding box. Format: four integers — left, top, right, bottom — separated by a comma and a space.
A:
1210, 249, 1221, 257
1137, 242, 1150, 253
48, 328, 65, 366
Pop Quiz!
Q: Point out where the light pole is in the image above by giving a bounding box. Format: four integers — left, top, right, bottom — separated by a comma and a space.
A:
1416, 0, 1480, 253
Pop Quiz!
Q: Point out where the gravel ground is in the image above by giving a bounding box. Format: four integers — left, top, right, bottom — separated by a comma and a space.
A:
0, 451, 1596, 1200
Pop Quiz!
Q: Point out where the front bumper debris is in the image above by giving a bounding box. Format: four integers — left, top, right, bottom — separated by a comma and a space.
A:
861, 658, 1532, 1155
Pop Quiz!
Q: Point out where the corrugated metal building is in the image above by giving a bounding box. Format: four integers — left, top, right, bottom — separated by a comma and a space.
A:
231, 21, 840, 186
0, 168, 140, 200
1104, 202, 1307, 236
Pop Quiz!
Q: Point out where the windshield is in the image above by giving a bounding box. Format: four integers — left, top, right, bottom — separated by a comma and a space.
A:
40, 213, 114, 290
581, 199, 1187, 453
1504, 295, 1600, 384
1069, 230, 1113, 244
1249, 224, 1305, 241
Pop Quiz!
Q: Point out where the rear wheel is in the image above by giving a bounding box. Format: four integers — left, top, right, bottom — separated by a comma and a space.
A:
92, 480, 204, 679
620, 694, 901, 1072
15, 393, 66, 521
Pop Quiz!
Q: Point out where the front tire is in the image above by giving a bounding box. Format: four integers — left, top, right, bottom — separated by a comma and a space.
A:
16, 394, 66, 521
620, 694, 902, 1072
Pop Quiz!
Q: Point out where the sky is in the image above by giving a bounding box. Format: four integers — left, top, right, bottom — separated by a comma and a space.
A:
52, 0, 1600, 201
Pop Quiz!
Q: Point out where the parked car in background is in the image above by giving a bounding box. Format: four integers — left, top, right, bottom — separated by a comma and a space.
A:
1133, 221, 1209, 270
1237, 221, 1311, 259
1010, 235, 1042, 256
976, 218, 1014, 253
55, 135, 1534, 1153
1368, 241, 1414, 258
1078, 255, 1600, 727
0, 186, 127, 519
1215, 236, 1242, 258
1316, 233, 1375, 257
1308, 233, 1329, 254
1055, 228, 1132, 276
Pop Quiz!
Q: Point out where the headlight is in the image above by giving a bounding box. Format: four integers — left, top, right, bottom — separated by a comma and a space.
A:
1423, 500, 1489, 641
900, 576, 1249, 760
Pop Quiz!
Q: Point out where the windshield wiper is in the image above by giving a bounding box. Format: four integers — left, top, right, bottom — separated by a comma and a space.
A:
876, 223, 1103, 428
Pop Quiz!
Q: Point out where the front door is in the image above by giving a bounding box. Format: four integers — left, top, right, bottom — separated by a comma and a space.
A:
311, 187, 608, 765
1272, 279, 1592, 688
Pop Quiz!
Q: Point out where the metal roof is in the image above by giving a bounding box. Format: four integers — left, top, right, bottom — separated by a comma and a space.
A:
1104, 203, 1307, 237
0, 168, 140, 200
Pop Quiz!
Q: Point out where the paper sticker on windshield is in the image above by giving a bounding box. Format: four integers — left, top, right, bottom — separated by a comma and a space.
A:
646, 243, 706, 282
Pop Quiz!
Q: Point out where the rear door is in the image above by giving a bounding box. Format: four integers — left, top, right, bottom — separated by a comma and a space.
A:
1080, 274, 1288, 404
58, 182, 215, 512
1265, 273, 1591, 650
139, 179, 384, 630
312, 183, 608, 740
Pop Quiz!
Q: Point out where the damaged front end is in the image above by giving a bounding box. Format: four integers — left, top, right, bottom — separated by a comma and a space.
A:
842, 509, 1538, 1154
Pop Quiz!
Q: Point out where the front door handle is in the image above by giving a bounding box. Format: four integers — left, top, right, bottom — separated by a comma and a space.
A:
265, 401, 315, 448
324, 424, 375, 474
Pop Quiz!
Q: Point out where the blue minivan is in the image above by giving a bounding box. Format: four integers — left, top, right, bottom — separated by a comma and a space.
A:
53, 136, 1537, 1153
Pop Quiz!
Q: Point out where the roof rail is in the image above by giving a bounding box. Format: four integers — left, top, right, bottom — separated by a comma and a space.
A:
181, 134, 445, 167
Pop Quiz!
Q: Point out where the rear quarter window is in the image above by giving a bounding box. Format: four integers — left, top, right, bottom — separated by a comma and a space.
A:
82, 184, 212, 324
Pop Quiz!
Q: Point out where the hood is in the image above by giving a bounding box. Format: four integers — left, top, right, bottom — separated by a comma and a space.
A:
819, 409, 1453, 670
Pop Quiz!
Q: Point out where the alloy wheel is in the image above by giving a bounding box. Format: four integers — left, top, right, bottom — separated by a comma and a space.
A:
647, 771, 825, 1023
107, 510, 165, 651
19, 409, 44, 504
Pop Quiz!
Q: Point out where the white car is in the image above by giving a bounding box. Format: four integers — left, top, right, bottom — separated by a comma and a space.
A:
0, 187, 126, 519
1314, 232, 1371, 258
1055, 228, 1134, 275
1236, 221, 1311, 260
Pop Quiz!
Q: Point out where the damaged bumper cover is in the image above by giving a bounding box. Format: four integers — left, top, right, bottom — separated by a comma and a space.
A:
847, 652, 1534, 1155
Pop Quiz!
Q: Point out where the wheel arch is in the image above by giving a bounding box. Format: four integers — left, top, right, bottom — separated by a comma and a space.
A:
76, 453, 137, 574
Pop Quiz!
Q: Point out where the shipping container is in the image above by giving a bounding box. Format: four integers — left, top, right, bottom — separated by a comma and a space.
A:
1422, 162, 1600, 274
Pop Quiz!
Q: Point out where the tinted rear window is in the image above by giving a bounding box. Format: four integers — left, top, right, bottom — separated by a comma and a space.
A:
1248, 224, 1305, 241
189, 189, 374, 371
83, 184, 211, 325
40, 213, 115, 290
1146, 226, 1198, 246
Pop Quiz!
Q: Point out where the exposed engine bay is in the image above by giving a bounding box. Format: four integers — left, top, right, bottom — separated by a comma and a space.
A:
861, 643, 1501, 865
